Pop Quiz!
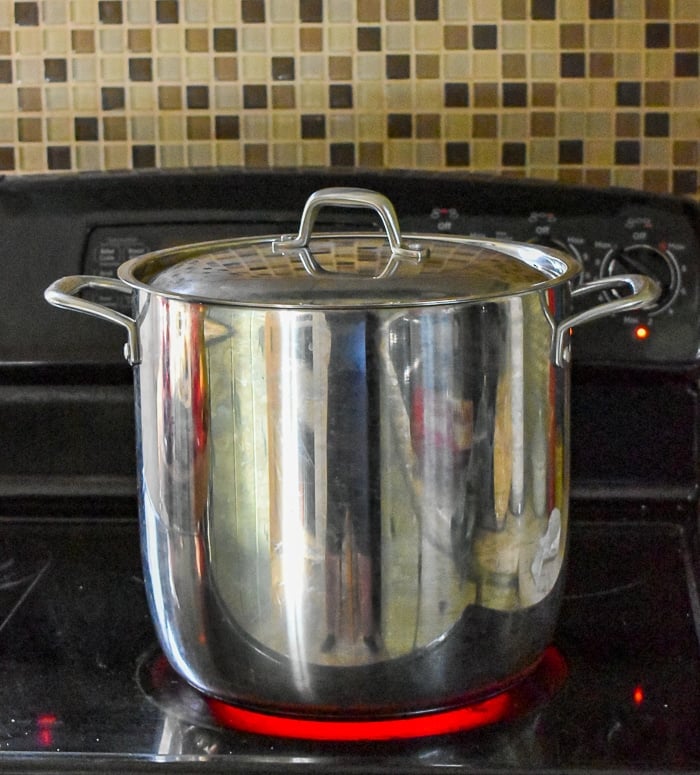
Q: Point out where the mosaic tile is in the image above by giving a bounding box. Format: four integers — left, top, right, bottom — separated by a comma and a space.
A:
0, 0, 695, 197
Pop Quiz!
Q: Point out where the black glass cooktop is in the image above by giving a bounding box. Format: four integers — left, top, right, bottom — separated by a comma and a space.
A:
0, 516, 698, 773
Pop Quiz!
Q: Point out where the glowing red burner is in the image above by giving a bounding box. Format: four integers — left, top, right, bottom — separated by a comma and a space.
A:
207, 646, 567, 742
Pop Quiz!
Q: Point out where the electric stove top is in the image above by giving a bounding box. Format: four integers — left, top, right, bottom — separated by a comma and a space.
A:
0, 515, 697, 773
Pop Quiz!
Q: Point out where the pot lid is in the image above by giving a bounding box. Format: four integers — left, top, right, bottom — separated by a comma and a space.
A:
119, 188, 581, 308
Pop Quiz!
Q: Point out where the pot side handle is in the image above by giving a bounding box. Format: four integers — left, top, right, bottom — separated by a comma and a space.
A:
44, 275, 141, 365
553, 274, 660, 367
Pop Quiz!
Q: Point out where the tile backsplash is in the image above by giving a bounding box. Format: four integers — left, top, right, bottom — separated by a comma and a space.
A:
0, 0, 697, 197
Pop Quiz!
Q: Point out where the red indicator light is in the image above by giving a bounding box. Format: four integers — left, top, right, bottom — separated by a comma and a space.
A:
36, 713, 58, 749
633, 685, 644, 706
634, 325, 650, 341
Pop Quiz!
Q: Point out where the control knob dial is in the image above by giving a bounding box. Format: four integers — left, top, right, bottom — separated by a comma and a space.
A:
600, 244, 679, 314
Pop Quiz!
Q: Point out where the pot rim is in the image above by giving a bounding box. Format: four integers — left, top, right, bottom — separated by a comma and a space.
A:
117, 231, 582, 310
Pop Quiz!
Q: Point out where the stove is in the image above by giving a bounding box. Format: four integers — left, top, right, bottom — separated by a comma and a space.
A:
1, 168, 699, 773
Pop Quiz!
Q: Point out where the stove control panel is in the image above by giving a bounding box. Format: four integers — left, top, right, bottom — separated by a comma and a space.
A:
402, 202, 698, 365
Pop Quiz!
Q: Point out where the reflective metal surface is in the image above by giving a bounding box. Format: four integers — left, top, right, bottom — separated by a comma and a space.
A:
134, 288, 570, 711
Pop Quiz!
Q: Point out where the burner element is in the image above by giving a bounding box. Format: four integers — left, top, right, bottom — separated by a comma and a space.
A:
139, 646, 567, 742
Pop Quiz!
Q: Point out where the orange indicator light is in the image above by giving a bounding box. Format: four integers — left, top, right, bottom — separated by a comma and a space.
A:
633, 685, 644, 706
634, 325, 650, 341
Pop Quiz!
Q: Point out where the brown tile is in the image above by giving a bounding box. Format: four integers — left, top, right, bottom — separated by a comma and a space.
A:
674, 52, 698, 77
15, 2, 39, 25
214, 57, 237, 81
215, 115, 239, 140
673, 140, 698, 165
445, 83, 469, 107
272, 57, 295, 81
47, 147, 69, 170
272, 84, 295, 108
616, 113, 640, 137
559, 169, 583, 185
158, 85, 182, 109
0, 148, 15, 172
387, 113, 412, 138
187, 116, 211, 140
329, 56, 352, 80
187, 85, 209, 109
358, 142, 383, 167
645, 23, 670, 48
473, 114, 498, 138
645, 0, 670, 18
559, 139, 583, 163
186, 29, 209, 52
358, 0, 380, 22
44, 59, 67, 82
672, 170, 698, 196
415, 0, 439, 20
643, 169, 669, 192
244, 143, 269, 167
473, 25, 498, 50
72, 30, 95, 53
416, 113, 441, 138
357, 27, 381, 51
531, 111, 556, 136
300, 0, 323, 22
214, 28, 237, 52
589, 52, 614, 77
503, 82, 527, 106
18, 117, 41, 142
386, 0, 409, 20
386, 54, 410, 79
101, 86, 125, 110
416, 54, 439, 78
98, 1, 123, 24
241, 0, 265, 23
502, 53, 526, 78
329, 84, 353, 108
18, 87, 41, 111
560, 24, 585, 49
156, 0, 179, 23
129, 58, 152, 82
75, 117, 98, 141
674, 23, 699, 49
300, 28, 322, 51
330, 143, 355, 167
0, 61, 11, 83
132, 145, 156, 168
445, 142, 470, 167
532, 82, 557, 107
0, 31, 10, 55
531, 0, 556, 19
502, 0, 526, 20
301, 114, 325, 138
444, 25, 468, 50
585, 169, 612, 187
474, 83, 498, 108
103, 116, 127, 140
645, 80, 670, 106
243, 84, 267, 109
127, 29, 154, 54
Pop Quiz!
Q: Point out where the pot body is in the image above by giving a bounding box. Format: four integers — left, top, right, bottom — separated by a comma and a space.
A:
135, 285, 570, 716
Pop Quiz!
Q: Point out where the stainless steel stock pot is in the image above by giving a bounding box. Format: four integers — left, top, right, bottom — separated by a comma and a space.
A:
45, 188, 658, 718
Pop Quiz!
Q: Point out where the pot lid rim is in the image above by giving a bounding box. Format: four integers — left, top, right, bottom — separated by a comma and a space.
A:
117, 231, 582, 308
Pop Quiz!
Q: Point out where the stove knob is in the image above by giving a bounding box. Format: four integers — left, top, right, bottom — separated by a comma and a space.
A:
600, 244, 679, 314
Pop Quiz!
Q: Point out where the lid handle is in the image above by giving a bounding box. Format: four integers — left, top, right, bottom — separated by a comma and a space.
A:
273, 188, 428, 278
